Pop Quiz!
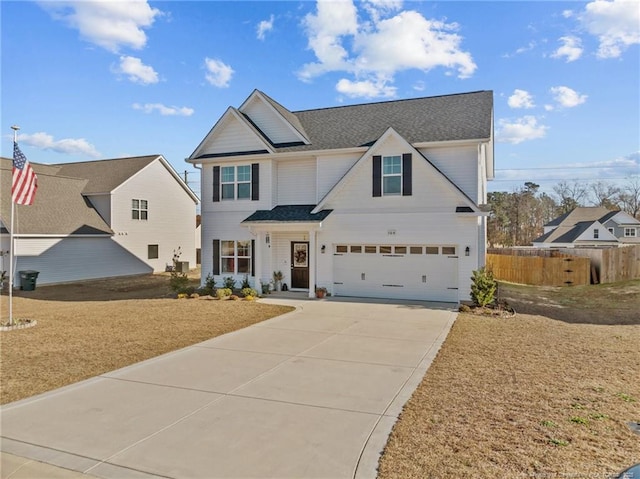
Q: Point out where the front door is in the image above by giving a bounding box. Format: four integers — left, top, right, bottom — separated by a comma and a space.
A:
291, 242, 309, 289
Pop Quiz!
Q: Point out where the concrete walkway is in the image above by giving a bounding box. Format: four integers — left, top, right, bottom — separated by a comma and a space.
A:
1, 297, 457, 479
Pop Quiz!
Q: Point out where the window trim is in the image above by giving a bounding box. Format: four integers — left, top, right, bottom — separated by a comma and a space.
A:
624, 227, 637, 237
132, 199, 148, 220
220, 240, 252, 274
382, 155, 402, 196
148, 244, 159, 259
220, 165, 253, 201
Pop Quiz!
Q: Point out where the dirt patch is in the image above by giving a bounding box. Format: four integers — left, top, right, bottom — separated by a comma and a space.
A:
379, 280, 640, 478
0, 273, 293, 405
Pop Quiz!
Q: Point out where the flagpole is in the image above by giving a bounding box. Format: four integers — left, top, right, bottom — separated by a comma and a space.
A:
8, 125, 19, 326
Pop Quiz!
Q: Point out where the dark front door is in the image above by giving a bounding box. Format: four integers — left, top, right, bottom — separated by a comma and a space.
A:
291, 242, 309, 289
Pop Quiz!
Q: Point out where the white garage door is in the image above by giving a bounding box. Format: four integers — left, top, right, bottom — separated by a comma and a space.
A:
333, 244, 458, 302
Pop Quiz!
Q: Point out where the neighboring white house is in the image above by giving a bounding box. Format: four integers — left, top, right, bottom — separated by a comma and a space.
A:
533, 207, 640, 248
188, 90, 494, 302
1, 155, 199, 286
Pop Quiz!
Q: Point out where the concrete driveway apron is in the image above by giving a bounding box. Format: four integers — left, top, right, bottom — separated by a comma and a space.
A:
1, 297, 456, 479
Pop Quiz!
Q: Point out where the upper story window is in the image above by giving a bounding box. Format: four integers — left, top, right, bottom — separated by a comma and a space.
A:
593, 228, 599, 239
373, 154, 412, 197
608, 227, 615, 234
625, 227, 637, 237
383, 156, 402, 195
132, 199, 148, 220
214, 164, 259, 202
221, 165, 251, 200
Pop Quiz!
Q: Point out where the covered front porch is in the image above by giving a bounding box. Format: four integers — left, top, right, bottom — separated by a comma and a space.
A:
242, 205, 332, 299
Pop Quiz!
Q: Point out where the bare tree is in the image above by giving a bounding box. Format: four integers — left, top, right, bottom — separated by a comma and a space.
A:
552, 180, 589, 214
618, 176, 640, 219
589, 181, 620, 209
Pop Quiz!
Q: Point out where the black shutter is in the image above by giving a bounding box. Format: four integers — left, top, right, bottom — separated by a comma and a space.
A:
372, 155, 382, 197
251, 239, 255, 276
251, 163, 259, 201
213, 239, 220, 275
213, 166, 220, 202
402, 153, 412, 196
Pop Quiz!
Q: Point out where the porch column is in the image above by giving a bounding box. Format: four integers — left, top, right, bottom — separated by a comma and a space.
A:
255, 231, 263, 292
308, 229, 316, 298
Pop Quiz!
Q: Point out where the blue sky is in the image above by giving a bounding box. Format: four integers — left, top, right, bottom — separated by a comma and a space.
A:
2, 0, 639, 201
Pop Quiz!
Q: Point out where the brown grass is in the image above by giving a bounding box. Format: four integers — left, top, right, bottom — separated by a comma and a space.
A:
378, 280, 640, 478
0, 272, 293, 405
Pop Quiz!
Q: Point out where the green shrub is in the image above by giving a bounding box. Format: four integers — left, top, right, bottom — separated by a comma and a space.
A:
241, 287, 258, 298
223, 276, 236, 290
470, 267, 497, 307
177, 286, 195, 296
204, 273, 216, 290
216, 288, 232, 299
241, 275, 251, 289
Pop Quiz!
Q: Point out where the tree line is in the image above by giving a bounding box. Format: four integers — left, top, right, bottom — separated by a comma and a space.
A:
487, 178, 640, 247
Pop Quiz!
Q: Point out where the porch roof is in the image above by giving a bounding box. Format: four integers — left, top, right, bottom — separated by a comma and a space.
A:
242, 205, 333, 224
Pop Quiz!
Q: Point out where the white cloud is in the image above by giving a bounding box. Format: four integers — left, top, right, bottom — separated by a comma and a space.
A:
40, 0, 161, 53
508, 89, 535, 109
257, 14, 274, 40
336, 78, 396, 98
299, 0, 476, 98
579, 0, 640, 58
551, 36, 583, 62
300, 0, 359, 80
18, 132, 101, 158
550, 86, 587, 108
114, 56, 159, 84
496, 116, 548, 144
204, 58, 234, 88
132, 103, 194, 116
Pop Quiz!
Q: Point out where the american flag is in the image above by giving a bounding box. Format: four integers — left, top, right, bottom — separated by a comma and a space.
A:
12, 142, 38, 205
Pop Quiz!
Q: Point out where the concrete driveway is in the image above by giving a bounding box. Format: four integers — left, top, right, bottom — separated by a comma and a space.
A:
1, 297, 456, 479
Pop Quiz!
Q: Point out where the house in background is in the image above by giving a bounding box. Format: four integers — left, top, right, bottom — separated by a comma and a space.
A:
533, 206, 640, 248
1, 155, 199, 286
188, 90, 493, 302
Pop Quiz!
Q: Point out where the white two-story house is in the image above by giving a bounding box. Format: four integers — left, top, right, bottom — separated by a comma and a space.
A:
188, 90, 494, 302
1, 155, 198, 286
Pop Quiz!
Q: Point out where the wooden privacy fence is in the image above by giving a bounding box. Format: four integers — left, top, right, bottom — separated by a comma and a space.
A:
488, 245, 640, 284
486, 254, 591, 286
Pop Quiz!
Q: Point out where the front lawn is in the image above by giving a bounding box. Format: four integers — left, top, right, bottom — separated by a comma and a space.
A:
378, 280, 640, 478
0, 273, 293, 405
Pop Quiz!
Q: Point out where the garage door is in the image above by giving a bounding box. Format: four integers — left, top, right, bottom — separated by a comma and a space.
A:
333, 244, 458, 302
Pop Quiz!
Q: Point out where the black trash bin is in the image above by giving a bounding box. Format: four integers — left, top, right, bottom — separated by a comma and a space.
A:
19, 270, 39, 291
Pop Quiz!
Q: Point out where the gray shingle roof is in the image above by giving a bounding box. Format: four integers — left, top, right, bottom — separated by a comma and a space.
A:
55, 155, 159, 194
534, 207, 616, 244
1, 158, 113, 235
195, 90, 493, 159
242, 205, 333, 223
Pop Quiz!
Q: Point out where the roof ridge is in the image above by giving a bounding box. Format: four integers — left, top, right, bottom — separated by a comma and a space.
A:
292, 90, 492, 114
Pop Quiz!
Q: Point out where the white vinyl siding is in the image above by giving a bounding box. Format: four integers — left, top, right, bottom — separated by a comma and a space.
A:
276, 159, 316, 205
419, 145, 478, 202
111, 159, 197, 272
241, 96, 303, 144
10, 237, 152, 286
198, 114, 267, 156
316, 154, 359, 202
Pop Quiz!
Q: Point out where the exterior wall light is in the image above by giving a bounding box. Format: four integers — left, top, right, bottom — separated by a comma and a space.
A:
465, 246, 470, 256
